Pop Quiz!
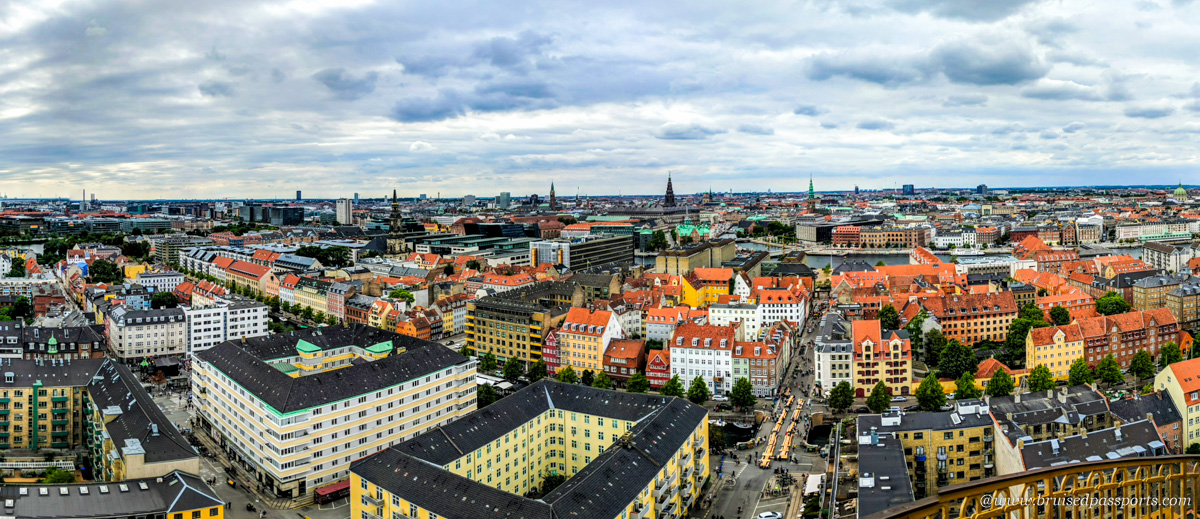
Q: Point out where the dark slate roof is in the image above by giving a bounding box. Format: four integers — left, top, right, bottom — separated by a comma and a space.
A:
857, 433, 915, 518
857, 407, 993, 433
0, 470, 223, 519
1109, 393, 1182, 427
87, 360, 198, 464
833, 260, 876, 274
0, 358, 105, 389
1020, 420, 1164, 469
354, 381, 708, 519
195, 324, 469, 413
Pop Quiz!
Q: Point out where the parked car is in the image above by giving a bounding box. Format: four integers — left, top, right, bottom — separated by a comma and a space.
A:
903, 405, 919, 412
713, 395, 729, 402
853, 406, 870, 413
939, 404, 954, 411
891, 396, 907, 402
716, 403, 734, 411
757, 512, 783, 519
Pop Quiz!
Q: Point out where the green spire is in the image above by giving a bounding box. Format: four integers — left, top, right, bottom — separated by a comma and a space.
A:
808, 175, 815, 199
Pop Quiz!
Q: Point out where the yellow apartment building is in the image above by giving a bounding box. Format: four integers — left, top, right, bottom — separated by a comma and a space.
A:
1026, 323, 1085, 380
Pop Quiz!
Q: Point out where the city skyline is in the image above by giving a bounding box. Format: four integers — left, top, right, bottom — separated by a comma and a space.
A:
4, 1, 1200, 197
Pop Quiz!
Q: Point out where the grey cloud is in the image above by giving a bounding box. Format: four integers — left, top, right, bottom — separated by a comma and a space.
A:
806, 52, 930, 86
820, 122, 839, 129
1039, 130, 1059, 139
931, 40, 1048, 86
1124, 105, 1175, 118
794, 105, 827, 116
655, 123, 725, 140
1185, 101, 1200, 112
943, 94, 988, 107
205, 46, 225, 61
1026, 18, 1078, 47
270, 68, 286, 83
390, 90, 465, 123
991, 123, 1026, 135
1047, 50, 1106, 67
1103, 71, 1134, 101
312, 68, 379, 100
1062, 122, 1086, 133
888, 0, 1041, 21
198, 80, 236, 97
1021, 80, 1101, 101
856, 119, 894, 131
473, 31, 553, 70
737, 124, 775, 135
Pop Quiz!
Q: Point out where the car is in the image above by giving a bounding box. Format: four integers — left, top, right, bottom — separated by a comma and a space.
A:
713, 395, 729, 402
716, 403, 734, 411
853, 406, 870, 413
891, 396, 907, 402
903, 405, 919, 412
757, 513, 783, 519
939, 404, 954, 411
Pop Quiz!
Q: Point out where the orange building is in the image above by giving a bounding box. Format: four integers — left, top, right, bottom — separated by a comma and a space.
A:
918, 292, 1018, 345
852, 319, 912, 397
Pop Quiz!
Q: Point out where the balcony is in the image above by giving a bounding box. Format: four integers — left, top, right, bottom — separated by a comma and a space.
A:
983, 433, 993, 442
654, 480, 669, 499
681, 450, 693, 466
52, 419, 68, 426
52, 431, 69, 437
52, 408, 69, 415
52, 396, 69, 403
363, 493, 384, 507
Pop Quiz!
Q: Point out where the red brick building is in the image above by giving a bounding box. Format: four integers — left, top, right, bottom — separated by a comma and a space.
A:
647, 349, 671, 389
603, 339, 647, 385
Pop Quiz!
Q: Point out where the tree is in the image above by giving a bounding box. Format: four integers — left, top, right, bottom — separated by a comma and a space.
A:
1130, 350, 1155, 381
528, 360, 548, 382
878, 304, 900, 331
150, 370, 167, 392
687, 376, 712, 405
916, 375, 946, 411
955, 372, 981, 399
313, 311, 326, 324
1019, 304, 1044, 322
986, 370, 1014, 397
730, 378, 756, 410
268, 297, 281, 313
294, 245, 353, 268
626, 372, 650, 393
503, 357, 524, 383
300, 306, 314, 321
938, 340, 978, 381
477, 384, 499, 408
660, 375, 685, 398
1027, 365, 1056, 392
89, 259, 124, 284
1068, 357, 1094, 386
1188, 443, 1200, 455
1160, 341, 1183, 368
6, 261, 25, 278
1096, 291, 1131, 316
119, 241, 150, 260
388, 290, 416, 304
592, 372, 615, 389
458, 344, 472, 357
10, 297, 32, 318
925, 329, 947, 368
828, 381, 854, 413
904, 310, 929, 361
866, 382, 891, 413
648, 230, 669, 251
1096, 354, 1124, 387
466, 260, 482, 271
540, 471, 567, 495
42, 468, 75, 484
1049, 305, 1071, 325
480, 351, 498, 372
556, 365, 578, 384
875, 260, 887, 267
442, 264, 454, 276
150, 292, 178, 309
1004, 318, 1045, 368
581, 370, 595, 387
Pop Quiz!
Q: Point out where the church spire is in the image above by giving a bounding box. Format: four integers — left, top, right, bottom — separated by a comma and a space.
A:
664, 173, 676, 207
549, 182, 558, 210
808, 174, 815, 199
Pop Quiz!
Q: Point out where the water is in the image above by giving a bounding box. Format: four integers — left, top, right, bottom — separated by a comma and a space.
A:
738, 242, 1145, 268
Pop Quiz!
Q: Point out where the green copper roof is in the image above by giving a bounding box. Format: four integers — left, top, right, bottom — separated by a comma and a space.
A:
48, 336, 57, 345
366, 341, 394, 354
272, 363, 300, 374
296, 340, 322, 353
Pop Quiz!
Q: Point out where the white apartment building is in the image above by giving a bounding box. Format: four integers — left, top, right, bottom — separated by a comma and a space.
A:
336, 198, 353, 225
184, 296, 269, 356
757, 289, 807, 335
136, 270, 185, 293
669, 322, 741, 396
193, 326, 478, 498
814, 313, 854, 396
105, 306, 188, 359
708, 302, 761, 341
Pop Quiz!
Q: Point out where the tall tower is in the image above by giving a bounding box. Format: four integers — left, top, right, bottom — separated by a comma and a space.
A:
807, 175, 816, 211
387, 189, 403, 255
549, 182, 558, 211
664, 173, 676, 207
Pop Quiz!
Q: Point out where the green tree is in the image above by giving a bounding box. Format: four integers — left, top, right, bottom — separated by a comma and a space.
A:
660, 375, 685, 398
458, 344, 472, 357
1130, 350, 1155, 381
313, 311, 326, 324
268, 297, 281, 313
300, 306, 314, 321
1187, 443, 1200, 455
42, 468, 75, 484
954, 372, 981, 399
89, 259, 124, 284
626, 372, 650, 393
1004, 318, 1047, 368
828, 381, 854, 413
904, 310, 929, 361
477, 384, 499, 408
592, 372, 615, 389
687, 376, 712, 405
1160, 341, 1183, 368
10, 297, 32, 318
581, 370, 595, 387
527, 360, 548, 382
466, 260, 482, 271
1096, 291, 1131, 316
878, 304, 900, 331
1049, 305, 1071, 325
5, 261, 25, 278
648, 230, 669, 251
1096, 354, 1124, 387
540, 471, 567, 494
150, 292, 178, 309
875, 260, 887, 267
916, 375, 946, 411
1019, 304, 1044, 322
938, 340, 978, 381
1068, 357, 1094, 386
388, 289, 416, 304
730, 378, 756, 410
925, 329, 947, 368
985, 370, 1014, 397
443, 264, 454, 276
480, 351, 498, 372
866, 382, 891, 413
326, 315, 338, 326
556, 365, 578, 384
1027, 364, 1056, 392
503, 357, 524, 383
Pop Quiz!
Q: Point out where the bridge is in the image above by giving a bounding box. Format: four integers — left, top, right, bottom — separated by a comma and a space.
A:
865, 456, 1200, 519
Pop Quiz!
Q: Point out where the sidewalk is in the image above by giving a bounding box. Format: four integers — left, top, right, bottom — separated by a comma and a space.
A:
193, 429, 307, 510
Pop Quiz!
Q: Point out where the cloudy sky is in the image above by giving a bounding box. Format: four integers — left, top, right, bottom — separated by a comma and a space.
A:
3, 0, 1200, 200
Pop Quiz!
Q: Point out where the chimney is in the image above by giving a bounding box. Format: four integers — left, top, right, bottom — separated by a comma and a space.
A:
1015, 392, 1021, 403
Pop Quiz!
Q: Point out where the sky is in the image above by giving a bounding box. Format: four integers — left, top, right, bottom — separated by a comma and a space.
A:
3, 0, 1200, 200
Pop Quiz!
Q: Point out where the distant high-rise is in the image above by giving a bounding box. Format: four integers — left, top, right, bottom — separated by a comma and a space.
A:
902, 184, 915, 196
419, 194, 427, 200
296, 190, 301, 201
854, 185, 860, 195
354, 193, 359, 205
664, 174, 676, 207
463, 195, 476, 207
549, 182, 558, 211
498, 192, 512, 209
335, 198, 353, 224
977, 184, 989, 196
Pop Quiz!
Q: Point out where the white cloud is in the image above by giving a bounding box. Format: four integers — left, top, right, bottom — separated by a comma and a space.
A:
409, 141, 435, 151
